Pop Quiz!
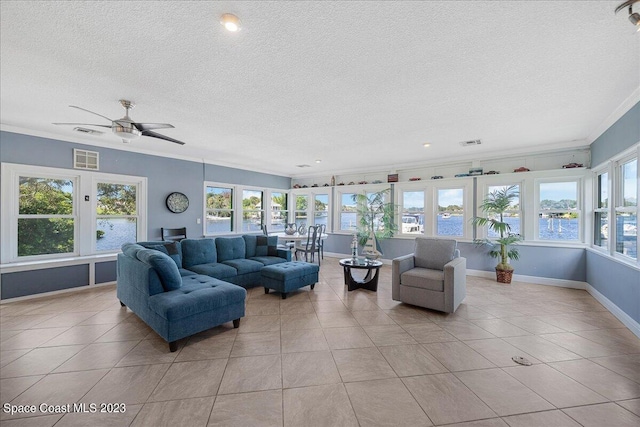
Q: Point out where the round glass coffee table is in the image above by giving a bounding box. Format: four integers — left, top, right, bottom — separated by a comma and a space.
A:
339, 258, 383, 292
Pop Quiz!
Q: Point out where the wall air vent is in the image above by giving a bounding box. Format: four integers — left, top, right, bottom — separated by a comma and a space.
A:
459, 139, 482, 147
74, 149, 99, 170
73, 127, 104, 136
296, 164, 311, 168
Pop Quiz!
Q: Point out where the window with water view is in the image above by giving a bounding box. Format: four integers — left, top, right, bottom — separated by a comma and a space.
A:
206, 186, 234, 233
96, 182, 137, 251
538, 181, 579, 241
18, 176, 75, 257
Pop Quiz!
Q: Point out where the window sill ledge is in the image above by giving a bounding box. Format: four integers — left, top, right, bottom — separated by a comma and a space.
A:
1, 253, 117, 273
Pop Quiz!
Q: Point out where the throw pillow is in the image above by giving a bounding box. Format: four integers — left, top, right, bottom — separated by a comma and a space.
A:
136, 249, 182, 292
256, 235, 279, 257
146, 242, 182, 268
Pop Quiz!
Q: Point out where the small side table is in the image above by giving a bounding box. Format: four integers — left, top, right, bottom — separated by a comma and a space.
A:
339, 258, 383, 292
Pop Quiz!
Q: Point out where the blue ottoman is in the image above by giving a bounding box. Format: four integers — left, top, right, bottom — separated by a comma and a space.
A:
261, 261, 320, 299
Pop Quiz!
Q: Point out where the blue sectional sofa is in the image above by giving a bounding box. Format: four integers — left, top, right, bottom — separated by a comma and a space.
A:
117, 235, 294, 351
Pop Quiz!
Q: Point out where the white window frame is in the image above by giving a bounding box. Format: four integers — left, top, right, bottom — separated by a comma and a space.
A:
92, 176, 146, 254
203, 181, 289, 236
269, 190, 289, 232
333, 184, 389, 235
534, 177, 582, 243
204, 182, 236, 235
614, 154, 638, 261
1, 163, 147, 264
292, 191, 310, 229
592, 167, 611, 252
241, 188, 265, 233
432, 181, 473, 240
476, 175, 533, 244
312, 191, 331, 229
291, 188, 332, 230
396, 183, 428, 236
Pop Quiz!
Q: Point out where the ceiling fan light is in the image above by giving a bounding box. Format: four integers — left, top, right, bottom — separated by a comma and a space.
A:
629, 12, 640, 25
221, 13, 241, 32
112, 124, 141, 140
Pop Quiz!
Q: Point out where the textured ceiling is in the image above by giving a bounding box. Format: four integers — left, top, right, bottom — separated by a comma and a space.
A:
1, 1, 638, 177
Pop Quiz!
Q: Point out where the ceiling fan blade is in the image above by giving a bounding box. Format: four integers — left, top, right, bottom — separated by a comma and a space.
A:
69, 105, 114, 123
53, 122, 112, 128
141, 130, 186, 145
133, 122, 175, 131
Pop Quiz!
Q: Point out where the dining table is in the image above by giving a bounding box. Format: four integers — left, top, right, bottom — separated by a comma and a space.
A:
273, 231, 329, 244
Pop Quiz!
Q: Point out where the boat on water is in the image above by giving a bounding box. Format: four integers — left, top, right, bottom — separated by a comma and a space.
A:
441, 212, 451, 219
402, 215, 420, 233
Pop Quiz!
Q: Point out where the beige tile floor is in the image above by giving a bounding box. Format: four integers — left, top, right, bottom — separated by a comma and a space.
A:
1, 257, 639, 426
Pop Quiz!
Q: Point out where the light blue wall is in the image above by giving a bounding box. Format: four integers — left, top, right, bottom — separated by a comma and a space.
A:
591, 102, 640, 167
0, 131, 290, 240
586, 101, 640, 324
323, 235, 586, 281
586, 251, 639, 324
0, 131, 290, 299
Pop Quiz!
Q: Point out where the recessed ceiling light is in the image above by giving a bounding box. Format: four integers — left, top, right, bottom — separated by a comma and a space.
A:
220, 13, 241, 32
423, 143, 431, 148
315, 159, 322, 163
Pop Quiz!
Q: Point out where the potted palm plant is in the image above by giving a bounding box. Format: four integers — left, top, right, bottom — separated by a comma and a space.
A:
352, 189, 398, 258
473, 185, 522, 284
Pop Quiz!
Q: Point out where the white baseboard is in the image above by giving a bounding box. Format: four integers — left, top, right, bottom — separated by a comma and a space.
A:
467, 269, 587, 290
586, 284, 640, 339
0, 281, 116, 304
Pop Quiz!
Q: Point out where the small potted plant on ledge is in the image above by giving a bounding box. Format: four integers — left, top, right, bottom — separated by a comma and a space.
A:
353, 188, 398, 259
473, 185, 522, 284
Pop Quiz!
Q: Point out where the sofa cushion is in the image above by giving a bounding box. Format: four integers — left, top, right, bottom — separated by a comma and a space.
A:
243, 235, 258, 258
148, 276, 246, 321
249, 256, 287, 266
222, 258, 264, 275
136, 249, 182, 291
401, 268, 444, 292
188, 263, 237, 279
140, 241, 183, 269
216, 237, 246, 262
179, 268, 198, 277
414, 238, 456, 271
181, 238, 217, 268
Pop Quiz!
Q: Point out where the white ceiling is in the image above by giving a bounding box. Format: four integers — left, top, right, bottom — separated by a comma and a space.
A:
1, 1, 639, 178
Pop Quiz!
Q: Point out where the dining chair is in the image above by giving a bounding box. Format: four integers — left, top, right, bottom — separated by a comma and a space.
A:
294, 225, 321, 265
161, 227, 187, 242
316, 223, 326, 260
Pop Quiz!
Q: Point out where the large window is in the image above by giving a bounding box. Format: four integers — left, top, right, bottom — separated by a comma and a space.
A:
486, 184, 521, 238
270, 192, 288, 232
242, 190, 264, 232
294, 195, 308, 228
615, 158, 637, 259
436, 188, 464, 237
2, 163, 146, 263
206, 185, 234, 234
594, 172, 609, 249
537, 181, 580, 241
18, 176, 75, 257
96, 182, 138, 251
314, 194, 329, 227
400, 190, 424, 234
339, 192, 357, 231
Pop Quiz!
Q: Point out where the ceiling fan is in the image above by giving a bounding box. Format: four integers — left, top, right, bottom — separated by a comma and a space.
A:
54, 99, 186, 145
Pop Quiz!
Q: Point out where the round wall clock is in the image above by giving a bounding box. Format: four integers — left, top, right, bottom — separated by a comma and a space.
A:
166, 192, 189, 213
